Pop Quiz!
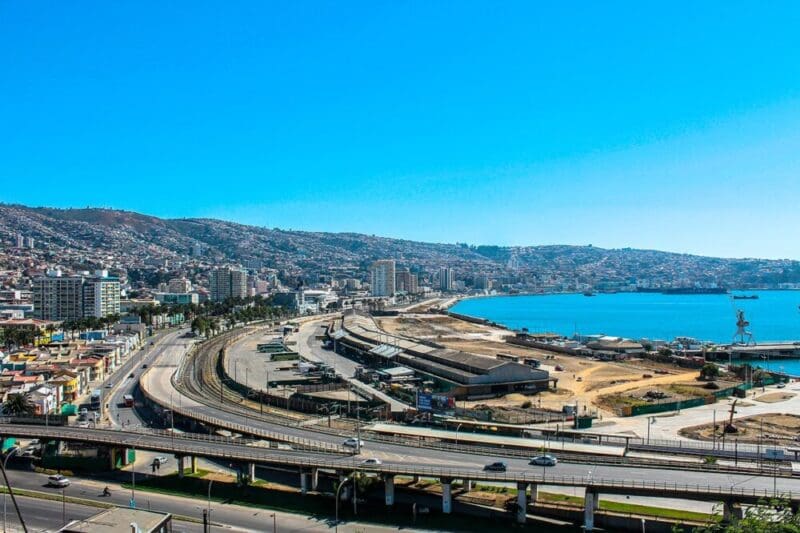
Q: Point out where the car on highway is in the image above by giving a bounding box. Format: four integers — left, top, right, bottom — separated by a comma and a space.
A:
142, 364, 148, 369
483, 461, 507, 472
47, 474, 70, 488
104, 383, 112, 388
153, 456, 168, 466
360, 458, 382, 466
529, 454, 558, 466
343, 438, 364, 448
77, 421, 90, 428
128, 372, 135, 379
777, 382, 787, 389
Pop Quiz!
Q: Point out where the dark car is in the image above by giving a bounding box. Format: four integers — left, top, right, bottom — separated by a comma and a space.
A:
484, 461, 507, 472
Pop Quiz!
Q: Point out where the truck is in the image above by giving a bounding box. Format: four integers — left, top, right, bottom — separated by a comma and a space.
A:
122, 394, 134, 407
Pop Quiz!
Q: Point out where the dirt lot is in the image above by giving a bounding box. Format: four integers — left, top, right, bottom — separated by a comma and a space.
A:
680, 413, 800, 443
755, 392, 796, 403
596, 379, 739, 414
380, 313, 698, 414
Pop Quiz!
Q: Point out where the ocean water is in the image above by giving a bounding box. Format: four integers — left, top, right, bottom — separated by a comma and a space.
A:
450, 290, 800, 344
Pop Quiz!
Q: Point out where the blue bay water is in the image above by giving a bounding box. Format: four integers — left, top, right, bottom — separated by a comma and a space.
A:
450, 290, 800, 344
451, 290, 800, 375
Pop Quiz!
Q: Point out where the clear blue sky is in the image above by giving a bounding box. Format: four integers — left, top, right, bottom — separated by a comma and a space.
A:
3, 2, 800, 259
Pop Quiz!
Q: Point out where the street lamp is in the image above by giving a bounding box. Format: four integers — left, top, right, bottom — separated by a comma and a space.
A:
2, 446, 19, 533
207, 470, 223, 532
269, 512, 276, 532
334, 472, 355, 533
454, 423, 463, 446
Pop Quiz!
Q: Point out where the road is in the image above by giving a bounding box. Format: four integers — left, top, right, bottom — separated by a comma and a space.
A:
0, 469, 404, 532
43, 320, 799, 515
293, 319, 408, 411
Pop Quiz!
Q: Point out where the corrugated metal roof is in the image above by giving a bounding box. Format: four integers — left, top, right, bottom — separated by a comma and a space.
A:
369, 344, 402, 359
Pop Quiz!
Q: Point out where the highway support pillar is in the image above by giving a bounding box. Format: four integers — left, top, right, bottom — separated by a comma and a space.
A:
190, 456, 198, 474
411, 475, 419, 484
516, 482, 529, 524
311, 468, 319, 491
723, 500, 743, 522
177, 456, 185, 479
247, 463, 256, 484
462, 479, 473, 491
300, 470, 309, 495
384, 475, 395, 506
530, 483, 538, 504
122, 448, 131, 467
441, 478, 453, 514
584, 488, 597, 531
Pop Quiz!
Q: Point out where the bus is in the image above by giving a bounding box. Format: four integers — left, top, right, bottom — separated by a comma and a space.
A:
89, 389, 102, 410
122, 394, 134, 407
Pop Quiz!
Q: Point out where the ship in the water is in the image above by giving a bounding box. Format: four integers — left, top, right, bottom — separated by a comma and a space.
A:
733, 295, 759, 300
656, 287, 729, 295
582, 290, 596, 297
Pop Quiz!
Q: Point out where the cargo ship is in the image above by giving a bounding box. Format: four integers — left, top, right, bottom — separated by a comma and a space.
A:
653, 288, 729, 295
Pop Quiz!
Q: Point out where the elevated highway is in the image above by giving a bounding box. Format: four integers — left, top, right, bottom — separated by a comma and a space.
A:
18, 320, 800, 530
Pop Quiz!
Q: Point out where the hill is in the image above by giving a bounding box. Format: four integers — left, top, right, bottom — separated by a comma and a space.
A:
1, 203, 799, 288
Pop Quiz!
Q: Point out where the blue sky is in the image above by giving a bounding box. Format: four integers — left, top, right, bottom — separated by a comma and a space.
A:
2, 2, 800, 259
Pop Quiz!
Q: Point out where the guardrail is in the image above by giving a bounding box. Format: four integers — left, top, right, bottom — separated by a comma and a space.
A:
0, 422, 794, 503
138, 328, 351, 456
168, 326, 800, 478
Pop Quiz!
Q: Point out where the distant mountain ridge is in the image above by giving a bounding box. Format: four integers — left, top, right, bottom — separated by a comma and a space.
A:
2, 203, 799, 287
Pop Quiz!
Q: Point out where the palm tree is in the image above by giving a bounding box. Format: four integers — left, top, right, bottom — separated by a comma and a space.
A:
3, 393, 35, 416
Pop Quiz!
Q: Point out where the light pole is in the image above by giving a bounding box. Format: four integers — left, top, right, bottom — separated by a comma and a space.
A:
130, 435, 145, 509
207, 478, 214, 532
455, 423, 463, 446
270, 512, 276, 532
3, 446, 19, 533
334, 472, 355, 533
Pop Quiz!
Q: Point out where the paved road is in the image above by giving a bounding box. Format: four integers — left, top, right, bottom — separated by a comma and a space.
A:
0, 469, 418, 532
294, 319, 409, 411
132, 325, 800, 501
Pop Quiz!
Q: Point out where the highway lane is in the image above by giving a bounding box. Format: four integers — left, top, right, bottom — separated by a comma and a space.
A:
0, 469, 410, 532
137, 326, 800, 500
107, 327, 192, 429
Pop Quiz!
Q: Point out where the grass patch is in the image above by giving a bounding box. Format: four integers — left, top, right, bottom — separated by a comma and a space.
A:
537, 491, 717, 523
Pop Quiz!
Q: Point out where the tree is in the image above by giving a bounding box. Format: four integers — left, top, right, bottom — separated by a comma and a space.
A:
679, 498, 800, 532
3, 393, 35, 416
700, 363, 720, 381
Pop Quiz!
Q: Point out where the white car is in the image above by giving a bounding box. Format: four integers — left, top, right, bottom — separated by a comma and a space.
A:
47, 474, 70, 488
153, 456, 168, 466
343, 438, 365, 448
360, 458, 382, 467
529, 454, 558, 466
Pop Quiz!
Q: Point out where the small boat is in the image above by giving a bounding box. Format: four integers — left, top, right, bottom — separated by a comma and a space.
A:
733, 295, 759, 300
583, 291, 596, 297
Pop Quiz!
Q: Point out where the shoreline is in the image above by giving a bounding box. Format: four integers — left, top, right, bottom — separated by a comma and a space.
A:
446, 290, 800, 345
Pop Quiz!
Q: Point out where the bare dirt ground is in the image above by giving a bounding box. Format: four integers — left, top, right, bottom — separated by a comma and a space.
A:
755, 392, 796, 403
679, 413, 800, 443
379, 314, 698, 414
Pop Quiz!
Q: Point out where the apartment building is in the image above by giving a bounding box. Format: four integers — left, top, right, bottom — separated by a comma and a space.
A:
209, 267, 248, 301
369, 260, 395, 297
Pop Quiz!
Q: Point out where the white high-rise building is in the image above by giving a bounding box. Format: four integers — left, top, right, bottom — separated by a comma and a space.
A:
83, 273, 121, 318
15, 233, 24, 248
369, 260, 396, 297
209, 267, 248, 301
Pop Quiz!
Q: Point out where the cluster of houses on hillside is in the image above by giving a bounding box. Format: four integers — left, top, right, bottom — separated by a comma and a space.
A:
0, 322, 144, 415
